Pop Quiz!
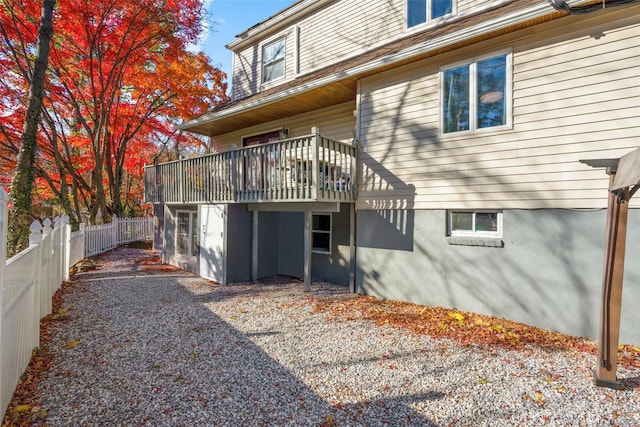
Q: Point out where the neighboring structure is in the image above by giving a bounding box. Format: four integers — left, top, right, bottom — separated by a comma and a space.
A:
144, 0, 640, 344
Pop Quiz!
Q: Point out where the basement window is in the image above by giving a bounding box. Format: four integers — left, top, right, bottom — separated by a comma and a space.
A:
449, 211, 501, 237
447, 210, 503, 247
312, 214, 331, 254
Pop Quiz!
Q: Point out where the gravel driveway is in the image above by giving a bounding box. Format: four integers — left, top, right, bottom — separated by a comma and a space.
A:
32, 248, 640, 426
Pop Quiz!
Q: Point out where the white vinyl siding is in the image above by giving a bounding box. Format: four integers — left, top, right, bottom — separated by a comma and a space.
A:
357, 19, 640, 211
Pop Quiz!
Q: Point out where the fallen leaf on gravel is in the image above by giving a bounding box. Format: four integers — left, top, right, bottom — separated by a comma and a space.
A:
65, 340, 81, 349
310, 294, 640, 369
12, 405, 30, 413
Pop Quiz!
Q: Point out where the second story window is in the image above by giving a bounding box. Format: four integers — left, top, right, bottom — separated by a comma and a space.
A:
262, 37, 285, 83
442, 53, 510, 134
407, 0, 453, 28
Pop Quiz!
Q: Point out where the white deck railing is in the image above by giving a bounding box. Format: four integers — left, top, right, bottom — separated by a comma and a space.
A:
144, 127, 357, 204
0, 189, 153, 419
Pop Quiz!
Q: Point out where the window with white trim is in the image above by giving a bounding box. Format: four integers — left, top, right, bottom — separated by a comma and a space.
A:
262, 37, 285, 83
442, 53, 510, 134
449, 211, 502, 237
312, 214, 331, 254
407, 0, 454, 28
176, 210, 198, 258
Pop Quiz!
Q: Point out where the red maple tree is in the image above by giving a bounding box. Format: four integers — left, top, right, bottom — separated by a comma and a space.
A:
0, 0, 228, 224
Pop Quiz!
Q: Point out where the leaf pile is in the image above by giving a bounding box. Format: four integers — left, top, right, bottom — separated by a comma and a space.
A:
134, 252, 183, 274
311, 294, 640, 369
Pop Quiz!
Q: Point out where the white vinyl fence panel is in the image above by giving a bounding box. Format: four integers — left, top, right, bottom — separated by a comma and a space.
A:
84, 215, 153, 257
68, 228, 85, 273
2, 245, 40, 418
0, 192, 153, 419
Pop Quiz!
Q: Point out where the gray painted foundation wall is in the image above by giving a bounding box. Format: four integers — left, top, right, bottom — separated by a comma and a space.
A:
226, 204, 252, 283
255, 205, 352, 286
152, 204, 164, 252
159, 203, 353, 285
356, 208, 640, 344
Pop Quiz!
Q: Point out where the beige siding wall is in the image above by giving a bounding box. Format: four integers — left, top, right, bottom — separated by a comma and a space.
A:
357, 18, 640, 210
458, 0, 492, 14
231, 47, 258, 101
211, 101, 356, 151
232, 27, 297, 100
230, 0, 500, 98
297, 0, 405, 73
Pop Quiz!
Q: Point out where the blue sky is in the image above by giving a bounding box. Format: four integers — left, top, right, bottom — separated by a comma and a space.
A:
197, 0, 294, 84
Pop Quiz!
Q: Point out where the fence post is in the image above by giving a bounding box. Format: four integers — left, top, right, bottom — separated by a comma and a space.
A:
79, 223, 86, 258
0, 188, 8, 419
29, 220, 43, 349
53, 216, 62, 290
63, 215, 71, 281
112, 214, 118, 248
42, 218, 54, 319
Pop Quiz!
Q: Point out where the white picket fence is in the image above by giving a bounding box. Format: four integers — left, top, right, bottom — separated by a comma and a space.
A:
0, 188, 153, 419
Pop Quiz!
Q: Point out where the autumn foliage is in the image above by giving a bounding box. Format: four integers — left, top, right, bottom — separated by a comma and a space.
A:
0, 0, 228, 223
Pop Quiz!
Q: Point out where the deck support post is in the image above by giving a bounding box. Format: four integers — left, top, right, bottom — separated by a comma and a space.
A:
303, 208, 312, 292
251, 210, 259, 281
593, 172, 628, 390
349, 203, 356, 293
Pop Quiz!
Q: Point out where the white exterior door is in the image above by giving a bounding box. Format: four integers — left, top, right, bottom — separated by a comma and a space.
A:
199, 204, 226, 284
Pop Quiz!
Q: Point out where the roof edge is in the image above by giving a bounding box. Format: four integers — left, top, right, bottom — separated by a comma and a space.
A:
226, 0, 334, 51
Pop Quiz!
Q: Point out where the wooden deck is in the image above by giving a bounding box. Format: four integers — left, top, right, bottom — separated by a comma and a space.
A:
144, 129, 356, 204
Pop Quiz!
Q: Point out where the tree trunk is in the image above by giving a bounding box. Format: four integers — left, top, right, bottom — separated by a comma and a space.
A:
7, 0, 56, 257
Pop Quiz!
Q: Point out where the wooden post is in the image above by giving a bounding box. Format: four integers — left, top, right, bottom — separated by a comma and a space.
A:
349, 203, 357, 294
251, 210, 259, 281
230, 147, 237, 202
303, 209, 312, 292
593, 173, 628, 390
311, 127, 319, 201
